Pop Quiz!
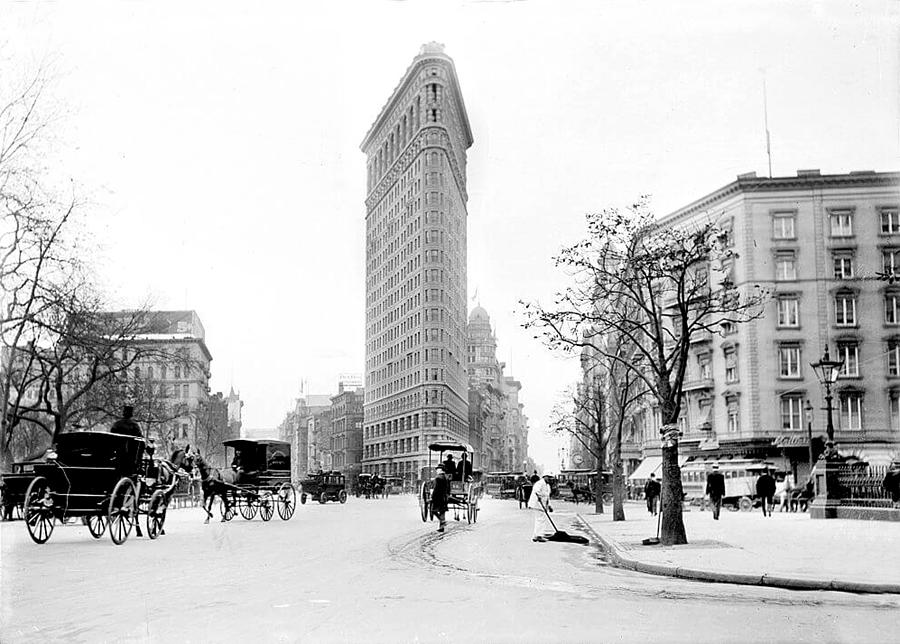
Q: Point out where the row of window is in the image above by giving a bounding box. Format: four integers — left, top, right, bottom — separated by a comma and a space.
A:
776, 342, 900, 379
774, 292, 900, 327
772, 206, 899, 240
774, 250, 900, 281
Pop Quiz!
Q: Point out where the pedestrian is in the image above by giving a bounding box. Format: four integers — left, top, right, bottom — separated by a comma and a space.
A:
778, 473, 795, 512
756, 468, 776, 517
110, 405, 142, 438
644, 473, 661, 516
527, 473, 554, 542
530, 470, 540, 484
883, 461, 900, 508
706, 464, 725, 520
431, 465, 451, 532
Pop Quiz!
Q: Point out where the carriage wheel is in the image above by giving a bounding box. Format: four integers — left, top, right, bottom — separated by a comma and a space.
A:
24, 476, 54, 544
277, 484, 297, 520
259, 493, 274, 521
87, 514, 108, 539
338, 489, 348, 504
418, 481, 431, 523
239, 496, 258, 520
318, 491, 327, 504
109, 478, 137, 545
220, 497, 235, 522
147, 490, 168, 539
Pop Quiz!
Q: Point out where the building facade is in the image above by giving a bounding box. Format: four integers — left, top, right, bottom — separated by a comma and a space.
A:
360, 43, 474, 485
621, 170, 900, 484
330, 383, 364, 477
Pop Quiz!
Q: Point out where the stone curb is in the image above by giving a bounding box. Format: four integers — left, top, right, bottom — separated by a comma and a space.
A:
575, 514, 900, 595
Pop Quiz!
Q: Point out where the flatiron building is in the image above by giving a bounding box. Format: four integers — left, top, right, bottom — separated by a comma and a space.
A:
360, 43, 473, 485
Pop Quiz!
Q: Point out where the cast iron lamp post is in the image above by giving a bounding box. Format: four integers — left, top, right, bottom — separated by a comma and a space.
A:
810, 346, 844, 460
804, 399, 814, 472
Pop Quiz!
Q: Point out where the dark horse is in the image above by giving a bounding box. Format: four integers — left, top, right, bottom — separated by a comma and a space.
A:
194, 453, 234, 523
132, 446, 194, 537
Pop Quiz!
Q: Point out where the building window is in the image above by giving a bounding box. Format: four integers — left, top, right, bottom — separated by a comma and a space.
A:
724, 347, 738, 383
829, 210, 854, 237
836, 343, 859, 378
886, 293, 900, 325
726, 399, 740, 433
780, 395, 803, 430
889, 341, 900, 377
772, 212, 796, 239
776, 297, 800, 328
775, 253, 796, 281
839, 393, 863, 431
880, 207, 900, 234
882, 250, 900, 278
891, 395, 900, 432
833, 254, 854, 280
834, 293, 857, 326
697, 353, 711, 380
778, 345, 801, 378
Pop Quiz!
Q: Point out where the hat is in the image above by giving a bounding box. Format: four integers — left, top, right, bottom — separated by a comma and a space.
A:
435, 464, 445, 471
445, 454, 455, 460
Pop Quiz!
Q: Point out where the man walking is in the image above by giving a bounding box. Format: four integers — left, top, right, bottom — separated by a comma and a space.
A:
644, 473, 661, 516
756, 468, 776, 517
527, 473, 554, 542
431, 465, 450, 533
706, 464, 725, 520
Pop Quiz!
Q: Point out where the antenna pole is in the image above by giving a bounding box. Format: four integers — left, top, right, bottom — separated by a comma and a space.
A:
763, 73, 773, 178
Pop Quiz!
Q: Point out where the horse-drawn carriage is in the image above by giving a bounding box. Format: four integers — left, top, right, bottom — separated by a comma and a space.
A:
300, 470, 347, 504
418, 442, 483, 524
1, 455, 46, 520
354, 472, 384, 499
21, 431, 191, 544
199, 438, 297, 522
483, 471, 524, 499
557, 469, 612, 505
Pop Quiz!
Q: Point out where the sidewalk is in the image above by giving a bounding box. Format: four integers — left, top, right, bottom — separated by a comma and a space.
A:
577, 502, 900, 594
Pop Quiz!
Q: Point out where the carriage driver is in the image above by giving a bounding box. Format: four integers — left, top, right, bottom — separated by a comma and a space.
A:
110, 405, 142, 438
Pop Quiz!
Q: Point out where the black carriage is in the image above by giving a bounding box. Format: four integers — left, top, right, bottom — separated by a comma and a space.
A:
300, 470, 347, 504
1, 455, 46, 520
22, 431, 185, 545
353, 472, 386, 499
218, 439, 297, 521
418, 442, 483, 524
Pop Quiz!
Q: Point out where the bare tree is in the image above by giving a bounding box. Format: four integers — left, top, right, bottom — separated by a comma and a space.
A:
524, 198, 767, 545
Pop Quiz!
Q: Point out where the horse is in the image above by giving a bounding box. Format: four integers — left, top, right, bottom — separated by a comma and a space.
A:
193, 453, 234, 523
131, 446, 195, 537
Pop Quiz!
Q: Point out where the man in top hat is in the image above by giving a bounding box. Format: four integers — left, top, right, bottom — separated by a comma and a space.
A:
110, 405, 142, 438
431, 464, 451, 532
706, 464, 726, 520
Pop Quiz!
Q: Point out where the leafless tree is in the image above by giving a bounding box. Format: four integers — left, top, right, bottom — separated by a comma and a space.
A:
524, 198, 768, 545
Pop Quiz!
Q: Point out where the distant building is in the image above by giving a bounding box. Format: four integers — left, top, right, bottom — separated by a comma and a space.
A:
466, 305, 530, 472
278, 393, 331, 480
361, 43, 474, 484
331, 383, 364, 478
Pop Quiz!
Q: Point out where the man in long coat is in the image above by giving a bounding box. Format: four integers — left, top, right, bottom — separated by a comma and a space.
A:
706, 464, 726, 520
431, 465, 451, 532
756, 469, 777, 517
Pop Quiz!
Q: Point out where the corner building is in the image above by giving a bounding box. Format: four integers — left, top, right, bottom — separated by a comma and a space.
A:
360, 43, 473, 486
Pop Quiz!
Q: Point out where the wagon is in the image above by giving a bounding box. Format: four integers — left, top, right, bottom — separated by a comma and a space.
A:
418, 442, 483, 524
300, 470, 347, 504
22, 431, 187, 545
218, 439, 297, 521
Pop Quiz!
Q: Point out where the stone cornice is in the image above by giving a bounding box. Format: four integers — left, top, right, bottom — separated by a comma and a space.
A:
365, 127, 468, 210
658, 171, 900, 229
361, 53, 473, 152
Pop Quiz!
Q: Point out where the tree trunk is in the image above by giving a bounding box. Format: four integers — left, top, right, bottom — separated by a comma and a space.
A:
660, 441, 687, 545
612, 461, 626, 522
594, 474, 604, 514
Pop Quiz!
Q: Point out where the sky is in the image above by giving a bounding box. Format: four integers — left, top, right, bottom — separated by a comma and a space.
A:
3, 1, 898, 470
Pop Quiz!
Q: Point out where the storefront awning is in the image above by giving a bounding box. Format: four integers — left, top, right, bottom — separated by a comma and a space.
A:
628, 456, 662, 481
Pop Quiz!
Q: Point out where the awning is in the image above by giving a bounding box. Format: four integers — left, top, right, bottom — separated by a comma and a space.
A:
628, 456, 662, 481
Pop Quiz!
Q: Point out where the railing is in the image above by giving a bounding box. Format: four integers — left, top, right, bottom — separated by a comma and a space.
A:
836, 464, 893, 508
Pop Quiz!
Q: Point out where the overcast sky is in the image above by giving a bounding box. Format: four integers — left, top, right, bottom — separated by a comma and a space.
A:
3, 1, 898, 470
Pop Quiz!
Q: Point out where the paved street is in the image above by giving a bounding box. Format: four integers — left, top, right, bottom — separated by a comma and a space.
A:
2, 497, 898, 643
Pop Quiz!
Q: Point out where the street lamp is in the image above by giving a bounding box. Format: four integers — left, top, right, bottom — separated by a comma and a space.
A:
810, 346, 844, 459
804, 399, 814, 472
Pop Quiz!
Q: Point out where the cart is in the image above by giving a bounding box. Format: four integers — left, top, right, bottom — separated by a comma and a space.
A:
418, 442, 483, 524
218, 439, 297, 521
